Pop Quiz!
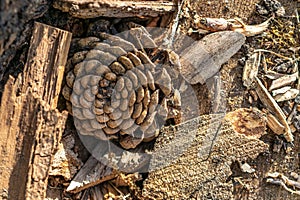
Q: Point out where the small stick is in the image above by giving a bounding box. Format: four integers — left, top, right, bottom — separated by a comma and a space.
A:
163, 0, 185, 49
254, 49, 291, 60
266, 178, 300, 195
295, 9, 299, 24
267, 172, 300, 194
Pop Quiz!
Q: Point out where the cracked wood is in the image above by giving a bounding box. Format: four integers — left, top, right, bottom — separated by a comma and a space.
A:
0, 22, 71, 200
53, 0, 177, 18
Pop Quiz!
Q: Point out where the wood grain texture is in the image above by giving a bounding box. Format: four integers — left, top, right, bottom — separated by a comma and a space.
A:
53, 0, 177, 18
187, 0, 261, 19
23, 22, 72, 108
0, 22, 71, 200
143, 108, 268, 199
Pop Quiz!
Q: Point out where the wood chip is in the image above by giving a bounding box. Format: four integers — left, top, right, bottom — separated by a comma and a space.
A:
254, 77, 293, 142
265, 70, 286, 80
66, 156, 117, 193
269, 72, 298, 91
224, 108, 266, 139
274, 88, 299, 102
243, 52, 260, 88
143, 109, 268, 199
271, 86, 291, 96
266, 112, 285, 134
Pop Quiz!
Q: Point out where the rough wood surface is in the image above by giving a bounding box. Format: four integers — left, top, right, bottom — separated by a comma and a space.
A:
53, 0, 176, 18
23, 22, 72, 108
0, 22, 71, 200
143, 108, 268, 199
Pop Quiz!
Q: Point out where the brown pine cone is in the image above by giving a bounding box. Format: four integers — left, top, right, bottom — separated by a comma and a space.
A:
62, 28, 182, 149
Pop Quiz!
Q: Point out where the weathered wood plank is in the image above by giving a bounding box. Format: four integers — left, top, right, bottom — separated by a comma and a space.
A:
0, 22, 71, 200
53, 0, 177, 18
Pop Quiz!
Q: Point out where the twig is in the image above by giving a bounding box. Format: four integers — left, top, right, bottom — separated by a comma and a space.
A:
254, 49, 291, 60
266, 178, 300, 195
163, 0, 185, 48
295, 9, 299, 24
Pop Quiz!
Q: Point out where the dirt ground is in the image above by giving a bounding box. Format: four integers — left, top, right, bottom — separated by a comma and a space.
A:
1, 0, 300, 199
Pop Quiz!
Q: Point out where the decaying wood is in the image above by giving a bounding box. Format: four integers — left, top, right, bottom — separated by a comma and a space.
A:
22, 22, 72, 108
180, 31, 245, 84
0, 22, 71, 200
67, 156, 118, 193
49, 135, 83, 180
142, 108, 268, 199
53, 0, 176, 18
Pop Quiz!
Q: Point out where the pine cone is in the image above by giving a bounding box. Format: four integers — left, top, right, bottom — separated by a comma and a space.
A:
62, 29, 181, 149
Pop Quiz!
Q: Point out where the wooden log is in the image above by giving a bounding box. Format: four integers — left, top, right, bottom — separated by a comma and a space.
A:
0, 22, 71, 200
53, 0, 176, 18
